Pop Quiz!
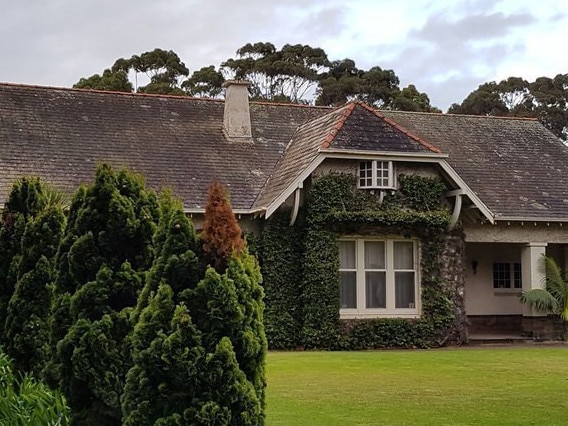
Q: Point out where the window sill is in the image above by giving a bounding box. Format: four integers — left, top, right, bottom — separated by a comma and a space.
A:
493, 289, 522, 296
357, 186, 396, 191
340, 311, 420, 320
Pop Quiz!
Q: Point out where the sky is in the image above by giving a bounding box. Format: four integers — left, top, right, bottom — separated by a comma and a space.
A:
1, 0, 567, 111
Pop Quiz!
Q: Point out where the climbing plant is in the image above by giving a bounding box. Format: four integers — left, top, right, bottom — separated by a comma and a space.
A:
260, 172, 460, 349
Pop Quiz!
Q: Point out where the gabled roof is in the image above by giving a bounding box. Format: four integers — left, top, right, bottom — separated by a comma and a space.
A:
1, 82, 567, 223
0, 83, 324, 211
253, 102, 442, 213
383, 111, 568, 221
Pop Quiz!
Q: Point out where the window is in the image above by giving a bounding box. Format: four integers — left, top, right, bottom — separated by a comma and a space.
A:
339, 238, 419, 318
358, 160, 394, 189
492, 262, 522, 290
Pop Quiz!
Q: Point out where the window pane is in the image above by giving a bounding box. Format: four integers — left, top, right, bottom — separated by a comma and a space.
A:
340, 271, 357, 308
393, 241, 414, 269
376, 161, 390, 187
366, 271, 386, 308
339, 241, 356, 269
359, 162, 372, 187
493, 263, 511, 288
365, 241, 385, 269
513, 263, 522, 289
395, 272, 415, 308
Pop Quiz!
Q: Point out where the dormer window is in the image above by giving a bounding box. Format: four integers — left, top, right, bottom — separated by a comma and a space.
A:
358, 160, 394, 189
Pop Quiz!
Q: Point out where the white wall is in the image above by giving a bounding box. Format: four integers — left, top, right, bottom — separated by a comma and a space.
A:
464, 242, 523, 315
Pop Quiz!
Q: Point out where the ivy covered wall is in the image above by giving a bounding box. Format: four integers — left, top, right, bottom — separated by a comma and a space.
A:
260, 172, 468, 349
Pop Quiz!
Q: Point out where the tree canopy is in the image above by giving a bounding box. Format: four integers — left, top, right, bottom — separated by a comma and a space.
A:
72, 43, 568, 140
72, 43, 437, 111
449, 74, 568, 141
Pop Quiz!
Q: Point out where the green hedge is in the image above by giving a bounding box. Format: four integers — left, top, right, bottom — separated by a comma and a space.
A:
259, 214, 304, 349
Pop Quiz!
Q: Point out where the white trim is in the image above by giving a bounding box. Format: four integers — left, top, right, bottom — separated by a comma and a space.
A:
449, 193, 463, 230
321, 149, 449, 159
436, 160, 495, 224
289, 187, 301, 226
357, 160, 395, 189
264, 153, 327, 218
339, 237, 420, 318
494, 216, 568, 223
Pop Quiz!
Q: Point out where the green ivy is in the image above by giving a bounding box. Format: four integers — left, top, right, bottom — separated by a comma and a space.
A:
259, 214, 304, 349
260, 172, 463, 349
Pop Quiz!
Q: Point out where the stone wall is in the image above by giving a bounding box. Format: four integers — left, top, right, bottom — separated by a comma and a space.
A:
438, 230, 468, 342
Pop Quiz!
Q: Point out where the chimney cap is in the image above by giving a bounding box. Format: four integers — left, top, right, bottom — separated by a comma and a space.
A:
222, 79, 251, 88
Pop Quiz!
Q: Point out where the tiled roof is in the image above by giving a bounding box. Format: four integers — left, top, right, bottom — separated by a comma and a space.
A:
2, 83, 567, 221
383, 111, 568, 220
253, 102, 439, 211
0, 83, 324, 210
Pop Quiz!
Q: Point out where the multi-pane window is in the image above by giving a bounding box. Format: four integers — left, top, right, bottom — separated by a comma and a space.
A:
492, 262, 522, 289
358, 161, 394, 189
339, 238, 418, 317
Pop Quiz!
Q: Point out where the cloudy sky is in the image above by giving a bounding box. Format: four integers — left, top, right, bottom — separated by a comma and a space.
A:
1, 0, 566, 110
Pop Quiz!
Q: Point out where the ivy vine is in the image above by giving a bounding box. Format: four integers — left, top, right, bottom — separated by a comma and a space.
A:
260, 172, 465, 349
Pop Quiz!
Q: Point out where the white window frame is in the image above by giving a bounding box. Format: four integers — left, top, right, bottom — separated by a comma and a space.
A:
492, 262, 522, 293
357, 160, 395, 189
339, 237, 420, 319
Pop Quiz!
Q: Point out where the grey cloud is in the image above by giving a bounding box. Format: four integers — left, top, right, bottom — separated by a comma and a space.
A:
374, 5, 544, 110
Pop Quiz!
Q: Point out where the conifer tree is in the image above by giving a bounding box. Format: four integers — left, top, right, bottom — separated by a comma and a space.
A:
4, 204, 65, 375
49, 164, 159, 425
131, 191, 201, 324
0, 177, 49, 344
201, 181, 244, 272
122, 192, 204, 424
122, 284, 206, 425
124, 182, 266, 425
189, 181, 267, 421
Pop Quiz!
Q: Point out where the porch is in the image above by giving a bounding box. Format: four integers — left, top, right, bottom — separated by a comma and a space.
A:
464, 240, 567, 340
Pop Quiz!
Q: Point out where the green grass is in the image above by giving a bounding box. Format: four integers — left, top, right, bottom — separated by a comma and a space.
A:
266, 346, 568, 425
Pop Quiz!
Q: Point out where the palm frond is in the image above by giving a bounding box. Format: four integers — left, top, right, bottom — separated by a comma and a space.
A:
543, 256, 567, 300
520, 288, 559, 314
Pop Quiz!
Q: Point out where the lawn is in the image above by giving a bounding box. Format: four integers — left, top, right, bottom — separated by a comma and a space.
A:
266, 346, 568, 425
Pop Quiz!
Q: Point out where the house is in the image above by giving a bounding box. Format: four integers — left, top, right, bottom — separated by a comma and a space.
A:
1, 80, 568, 347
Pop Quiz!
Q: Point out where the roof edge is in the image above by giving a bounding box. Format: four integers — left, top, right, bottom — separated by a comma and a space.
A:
321, 103, 356, 149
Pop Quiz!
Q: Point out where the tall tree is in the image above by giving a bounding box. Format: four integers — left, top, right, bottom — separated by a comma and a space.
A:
75, 48, 189, 95
183, 65, 226, 98
185, 183, 267, 424
122, 283, 205, 425
315, 58, 362, 106
4, 202, 65, 376
200, 181, 244, 272
115, 48, 189, 94
222, 42, 329, 102
358, 66, 400, 108
131, 190, 201, 324
0, 178, 52, 345
49, 164, 159, 425
74, 69, 133, 92
124, 183, 266, 424
449, 74, 568, 142
392, 84, 441, 113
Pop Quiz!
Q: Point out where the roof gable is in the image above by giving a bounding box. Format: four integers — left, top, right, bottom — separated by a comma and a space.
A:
254, 102, 442, 213
326, 102, 440, 153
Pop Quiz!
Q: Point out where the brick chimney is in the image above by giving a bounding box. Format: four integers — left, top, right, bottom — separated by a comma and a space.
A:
222, 80, 252, 139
